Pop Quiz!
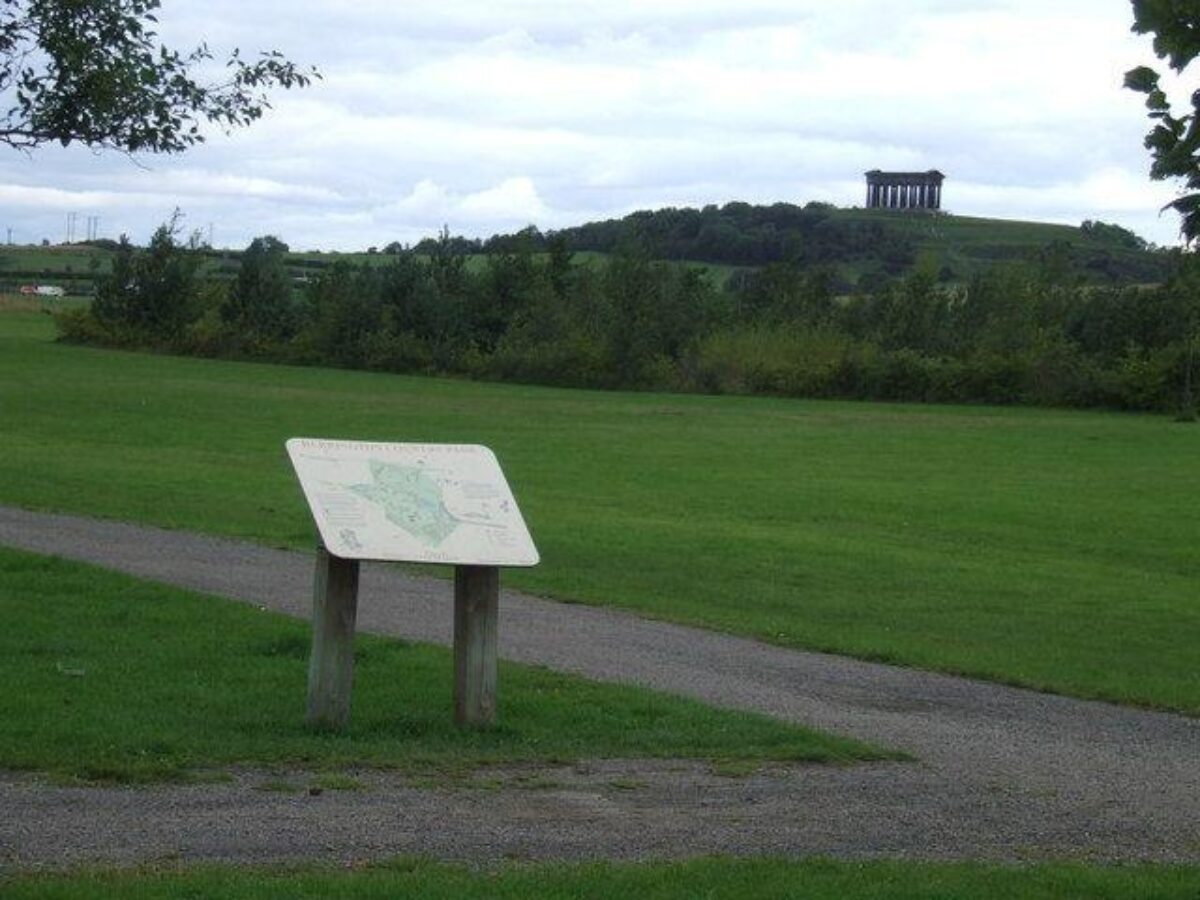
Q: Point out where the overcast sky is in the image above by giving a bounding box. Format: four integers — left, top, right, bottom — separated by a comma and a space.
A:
0, 0, 1192, 251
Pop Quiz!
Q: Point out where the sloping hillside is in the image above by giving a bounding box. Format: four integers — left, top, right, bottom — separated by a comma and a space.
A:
551, 202, 1168, 288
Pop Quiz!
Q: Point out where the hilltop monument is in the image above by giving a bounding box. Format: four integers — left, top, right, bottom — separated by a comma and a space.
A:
865, 170, 944, 210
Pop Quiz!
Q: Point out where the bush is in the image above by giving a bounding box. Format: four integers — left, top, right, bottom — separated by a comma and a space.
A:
92, 222, 201, 341
221, 236, 299, 342
53, 306, 127, 346
691, 325, 857, 397
1112, 343, 1191, 411
486, 333, 610, 389
362, 329, 434, 374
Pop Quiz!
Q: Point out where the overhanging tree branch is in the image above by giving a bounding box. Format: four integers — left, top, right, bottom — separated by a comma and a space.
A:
0, 0, 318, 153
1125, 0, 1200, 244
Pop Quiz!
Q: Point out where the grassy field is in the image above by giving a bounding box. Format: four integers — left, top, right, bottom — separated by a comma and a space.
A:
0, 243, 743, 293
0, 546, 874, 782
0, 293, 88, 314
4, 857, 1199, 899
2, 309, 1198, 713
0, 244, 106, 271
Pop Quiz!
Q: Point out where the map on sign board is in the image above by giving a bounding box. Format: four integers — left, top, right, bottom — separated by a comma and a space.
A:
286, 438, 539, 566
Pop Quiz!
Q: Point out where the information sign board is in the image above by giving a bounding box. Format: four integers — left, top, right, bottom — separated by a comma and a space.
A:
286, 438, 539, 567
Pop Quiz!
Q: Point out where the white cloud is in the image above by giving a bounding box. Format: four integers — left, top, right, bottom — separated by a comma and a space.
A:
458, 177, 548, 221
120, 170, 344, 204
0, 0, 1184, 249
0, 184, 128, 210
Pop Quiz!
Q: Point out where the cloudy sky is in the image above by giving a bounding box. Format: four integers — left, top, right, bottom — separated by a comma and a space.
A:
0, 0, 1192, 250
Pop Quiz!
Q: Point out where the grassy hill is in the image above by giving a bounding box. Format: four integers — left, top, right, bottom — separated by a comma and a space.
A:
553, 202, 1169, 288
0, 204, 1168, 298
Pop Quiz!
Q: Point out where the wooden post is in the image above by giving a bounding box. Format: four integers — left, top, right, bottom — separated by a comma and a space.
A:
306, 545, 360, 730
454, 564, 499, 726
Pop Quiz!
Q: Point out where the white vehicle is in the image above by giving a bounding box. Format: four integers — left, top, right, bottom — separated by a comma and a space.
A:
34, 285, 66, 297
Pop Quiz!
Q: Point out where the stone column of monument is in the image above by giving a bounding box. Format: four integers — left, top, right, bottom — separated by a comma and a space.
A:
864, 170, 944, 210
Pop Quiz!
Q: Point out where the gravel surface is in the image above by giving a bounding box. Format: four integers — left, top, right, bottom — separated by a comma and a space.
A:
1, 505, 1198, 870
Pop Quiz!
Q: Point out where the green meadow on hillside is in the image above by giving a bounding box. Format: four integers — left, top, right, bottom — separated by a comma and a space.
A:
1, 308, 1197, 713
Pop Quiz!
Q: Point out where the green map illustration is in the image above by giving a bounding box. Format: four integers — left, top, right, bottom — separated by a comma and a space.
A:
349, 459, 458, 546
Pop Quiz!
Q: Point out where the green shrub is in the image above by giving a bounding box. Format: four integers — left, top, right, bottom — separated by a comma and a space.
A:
691, 325, 855, 397
1112, 343, 1190, 411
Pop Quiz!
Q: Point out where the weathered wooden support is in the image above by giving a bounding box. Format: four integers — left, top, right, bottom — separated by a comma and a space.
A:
306, 546, 360, 730
289, 439, 538, 730
454, 564, 499, 726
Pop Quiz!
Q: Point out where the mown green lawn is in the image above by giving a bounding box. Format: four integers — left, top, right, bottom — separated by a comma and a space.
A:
2, 309, 1197, 713
4, 857, 1199, 900
0, 546, 873, 782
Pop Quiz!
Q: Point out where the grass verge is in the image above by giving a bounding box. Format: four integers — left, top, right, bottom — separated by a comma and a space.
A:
2, 857, 1199, 899
1, 310, 1198, 713
0, 547, 879, 782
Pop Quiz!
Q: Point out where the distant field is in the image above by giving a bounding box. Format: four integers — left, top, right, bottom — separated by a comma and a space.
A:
0, 292, 89, 313
2, 310, 1197, 713
1, 245, 742, 293
0, 244, 104, 271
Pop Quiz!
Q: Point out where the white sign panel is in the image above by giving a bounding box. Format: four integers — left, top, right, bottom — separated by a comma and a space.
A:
286, 438, 539, 567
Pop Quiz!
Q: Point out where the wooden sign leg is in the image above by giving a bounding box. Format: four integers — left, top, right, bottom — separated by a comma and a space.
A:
306, 545, 360, 730
454, 565, 499, 726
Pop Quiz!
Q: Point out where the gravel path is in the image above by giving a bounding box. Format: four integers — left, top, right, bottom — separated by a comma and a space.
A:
1, 505, 1197, 870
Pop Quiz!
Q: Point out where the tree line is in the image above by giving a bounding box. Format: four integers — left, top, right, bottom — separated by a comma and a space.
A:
54, 221, 1198, 418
